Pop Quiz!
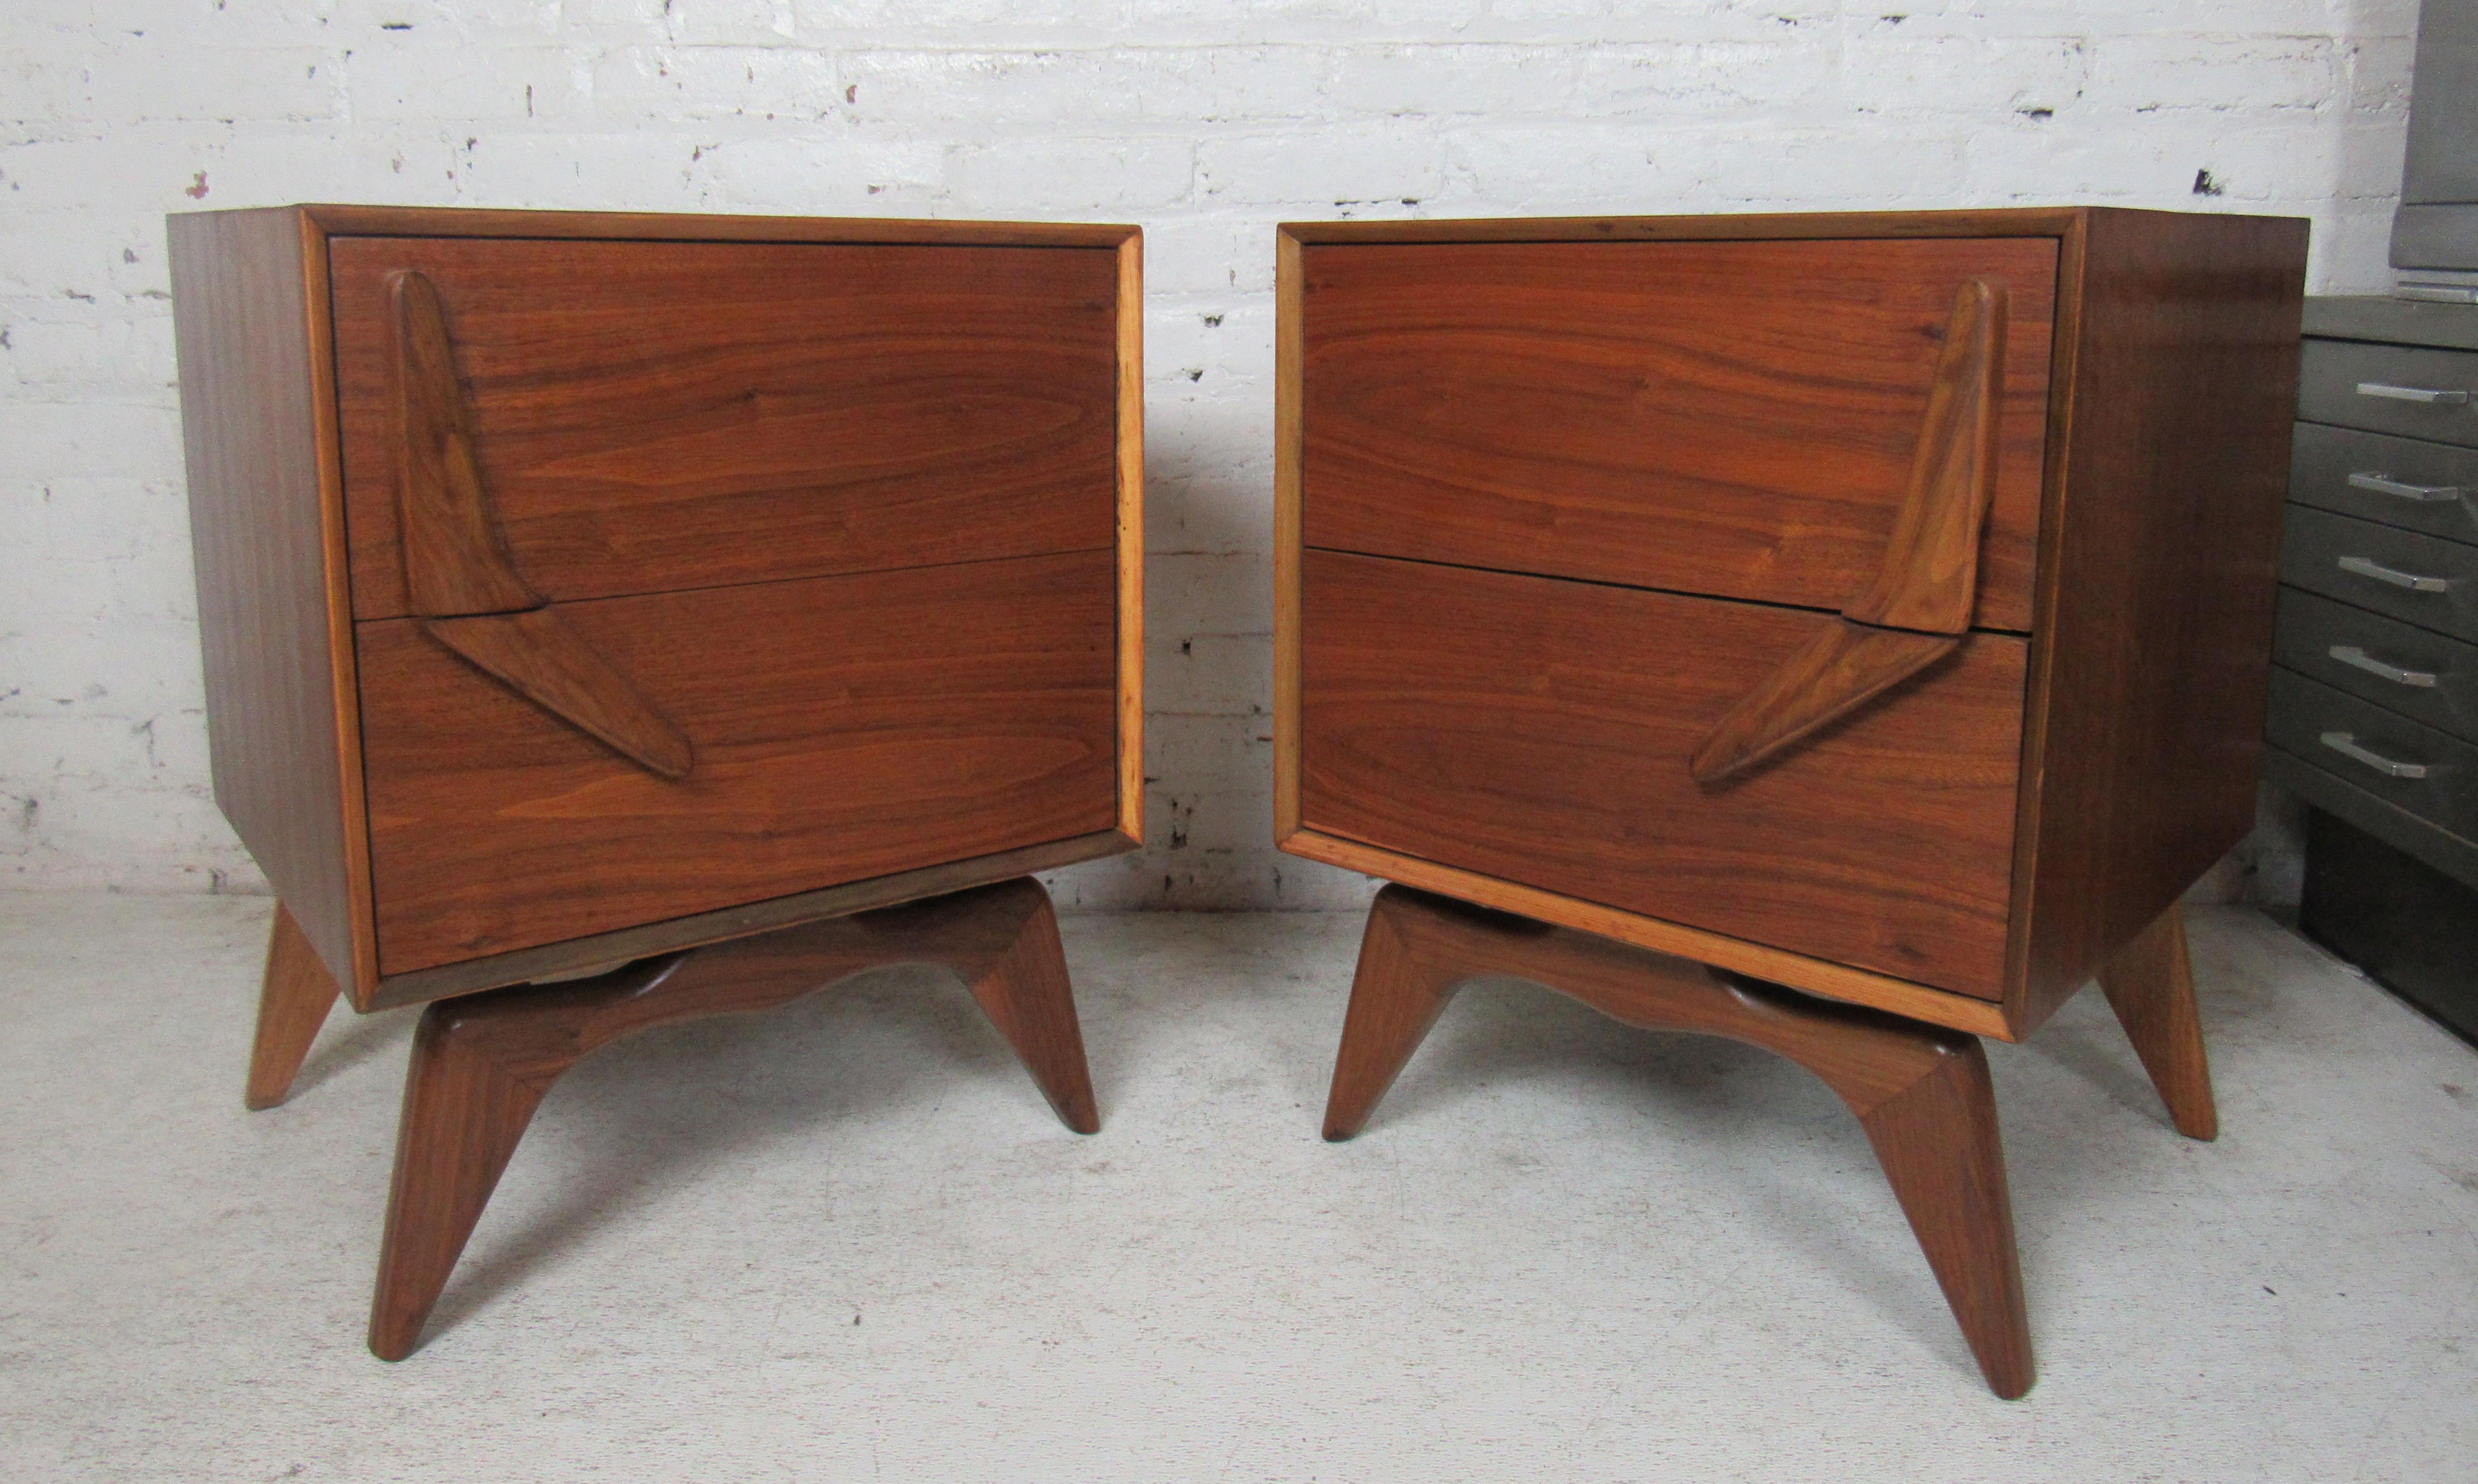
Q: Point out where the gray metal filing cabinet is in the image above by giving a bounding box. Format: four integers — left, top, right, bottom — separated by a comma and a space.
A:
2270, 296, 2478, 1041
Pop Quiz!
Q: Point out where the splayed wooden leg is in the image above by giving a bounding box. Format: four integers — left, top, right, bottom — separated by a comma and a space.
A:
245, 903, 343, 1111
2097, 902, 2218, 1141
367, 876, 1099, 1360
1320, 884, 2034, 1397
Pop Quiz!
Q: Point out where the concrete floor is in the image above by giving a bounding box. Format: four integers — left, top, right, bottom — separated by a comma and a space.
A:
1, 896, 2472, 1482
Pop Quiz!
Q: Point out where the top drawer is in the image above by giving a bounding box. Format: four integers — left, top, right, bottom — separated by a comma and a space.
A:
2298, 339, 2478, 448
330, 236, 1122, 618
1300, 236, 2058, 630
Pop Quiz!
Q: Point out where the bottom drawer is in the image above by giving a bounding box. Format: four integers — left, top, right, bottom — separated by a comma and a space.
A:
1299, 551, 2027, 998
359, 549, 1119, 975
2267, 668, 2477, 837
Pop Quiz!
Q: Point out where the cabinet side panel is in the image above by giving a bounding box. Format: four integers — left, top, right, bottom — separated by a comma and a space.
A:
2014, 209, 2308, 1032
168, 209, 363, 992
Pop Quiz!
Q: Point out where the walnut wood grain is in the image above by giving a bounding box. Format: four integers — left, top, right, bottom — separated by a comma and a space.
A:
423, 610, 694, 780
304, 204, 1133, 248
1323, 886, 2032, 1398
246, 903, 343, 1111
359, 549, 1118, 976
1301, 551, 2026, 998
1691, 277, 2006, 784
168, 208, 379, 1003
2094, 903, 2218, 1140
330, 237, 1122, 619
1842, 276, 2009, 633
369, 877, 1096, 1360
1688, 623, 1962, 785
1298, 234, 2057, 630
2005, 209, 2310, 1034
390, 269, 538, 617
1278, 826, 2016, 1038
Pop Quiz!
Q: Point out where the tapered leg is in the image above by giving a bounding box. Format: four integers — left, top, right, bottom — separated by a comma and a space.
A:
246, 903, 343, 1111
367, 876, 1099, 1360
2096, 903, 2218, 1141
959, 885, 1099, 1134
1854, 1039, 2031, 1399
1322, 885, 2034, 1397
1323, 902, 1464, 1140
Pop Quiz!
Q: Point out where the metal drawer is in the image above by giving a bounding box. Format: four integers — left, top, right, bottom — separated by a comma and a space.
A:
2289, 423, 2478, 543
2280, 504, 2478, 644
2299, 339, 2478, 447
2274, 587, 2478, 744
2267, 669, 2477, 838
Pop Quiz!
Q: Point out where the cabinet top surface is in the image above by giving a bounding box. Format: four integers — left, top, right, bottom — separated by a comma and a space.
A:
1280, 204, 2303, 245
167, 203, 1137, 248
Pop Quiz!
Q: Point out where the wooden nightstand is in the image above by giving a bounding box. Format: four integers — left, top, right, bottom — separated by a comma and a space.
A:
169, 206, 1144, 1356
1276, 209, 2307, 1396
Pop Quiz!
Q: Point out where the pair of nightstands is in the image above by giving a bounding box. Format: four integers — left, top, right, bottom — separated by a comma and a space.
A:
174, 205, 2304, 1397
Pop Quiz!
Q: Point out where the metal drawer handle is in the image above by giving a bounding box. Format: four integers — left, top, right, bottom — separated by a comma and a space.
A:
2338, 554, 2454, 592
2328, 644, 2441, 688
2348, 472, 2464, 502
2319, 730, 2431, 779
2356, 381, 2472, 406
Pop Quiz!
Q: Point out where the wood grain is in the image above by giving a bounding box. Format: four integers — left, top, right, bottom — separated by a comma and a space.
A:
358, 550, 1118, 975
167, 206, 378, 1004
1278, 826, 2016, 1038
1301, 551, 2026, 999
422, 609, 694, 780
1300, 235, 2057, 629
1841, 276, 2007, 633
1275, 227, 1308, 839
306, 204, 1133, 248
1279, 208, 2088, 246
2094, 903, 2218, 1140
1115, 231, 1147, 839
1322, 885, 2032, 1398
246, 903, 343, 1111
2006, 209, 2310, 1034
1688, 623, 1961, 785
369, 876, 1097, 1359
390, 269, 540, 616
330, 236, 1121, 618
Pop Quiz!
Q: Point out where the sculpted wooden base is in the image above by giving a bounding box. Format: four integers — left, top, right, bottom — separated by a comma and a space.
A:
246, 877, 1099, 1360
1321, 885, 2219, 1400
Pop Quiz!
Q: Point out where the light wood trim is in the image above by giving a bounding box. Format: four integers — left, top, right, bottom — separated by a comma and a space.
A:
369, 827, 1139, 1010
1277, 207, 2089, 247
1115, 230, 1146, 839
1279, 826, 2019, 1040
298, 204, 1135, 249
1999, 213, 2091, 1028
1273, 226, 1307, 837
298, 208, 383, 1006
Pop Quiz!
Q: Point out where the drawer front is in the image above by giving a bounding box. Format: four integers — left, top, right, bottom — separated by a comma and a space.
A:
359, 551, 1118, 975
2274, 587, 2478, 743
2267, 669, 2478, 837
2280, 504, 2478, 644
2298, 339, 2478, 448
2289, 422, 2478, 543
331, 236, 1121, 619
1299, 551, 2026, 999
1301, 235, 2058, 630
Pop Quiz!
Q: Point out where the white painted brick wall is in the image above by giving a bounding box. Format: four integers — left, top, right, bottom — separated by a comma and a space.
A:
0, 0, 2420, 912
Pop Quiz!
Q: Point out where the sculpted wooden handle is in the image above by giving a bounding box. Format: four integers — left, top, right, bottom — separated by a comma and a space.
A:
1690, 277, 2007, 786
392, 271, 694, 781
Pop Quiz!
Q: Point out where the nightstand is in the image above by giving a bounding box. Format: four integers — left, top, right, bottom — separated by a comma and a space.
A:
169, 206, 1144, 1356
1276, 208, 2307, 1396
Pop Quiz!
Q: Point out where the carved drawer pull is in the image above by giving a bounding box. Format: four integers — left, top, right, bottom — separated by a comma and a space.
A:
1691, 276, 2006, 785
392, 270, 695, 780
